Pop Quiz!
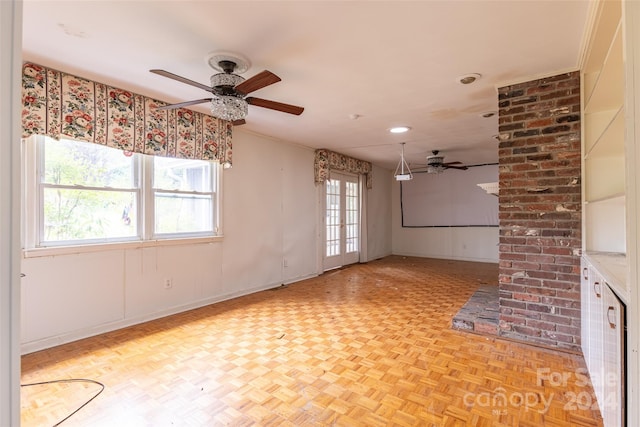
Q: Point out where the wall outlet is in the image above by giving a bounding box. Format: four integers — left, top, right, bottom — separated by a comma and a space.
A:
283, 259, 288, 268
164, 278, 172, 289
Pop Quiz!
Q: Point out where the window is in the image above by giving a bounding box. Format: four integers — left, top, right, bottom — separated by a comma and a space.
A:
24, 136, 220, 248
152, 156, 216, 236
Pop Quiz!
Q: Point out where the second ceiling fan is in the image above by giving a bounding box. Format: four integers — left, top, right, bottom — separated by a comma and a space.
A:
413, 150, 469, 174
150, 52, 304, 125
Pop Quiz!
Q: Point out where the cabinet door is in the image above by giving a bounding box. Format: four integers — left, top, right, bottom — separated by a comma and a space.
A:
602, 284, 625, 427
581, 261, 591, 365
589, 267, 605, 407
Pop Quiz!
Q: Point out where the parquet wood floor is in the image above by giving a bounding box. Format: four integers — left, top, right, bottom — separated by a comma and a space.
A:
21, 256, 603, 426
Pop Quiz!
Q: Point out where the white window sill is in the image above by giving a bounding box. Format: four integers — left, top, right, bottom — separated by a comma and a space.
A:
22, 235, 224, 258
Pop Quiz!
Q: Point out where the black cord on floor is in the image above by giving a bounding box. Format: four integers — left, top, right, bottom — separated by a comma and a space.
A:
21, 378, 105, 426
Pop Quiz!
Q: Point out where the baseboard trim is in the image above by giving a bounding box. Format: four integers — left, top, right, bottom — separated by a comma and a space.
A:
21, 274, 319, 355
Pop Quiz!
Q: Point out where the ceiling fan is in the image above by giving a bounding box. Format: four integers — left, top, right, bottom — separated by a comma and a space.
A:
414, 150, 469, 174
150, 52, 304, 125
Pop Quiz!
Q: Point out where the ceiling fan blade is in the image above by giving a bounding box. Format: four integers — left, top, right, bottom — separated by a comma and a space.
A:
232, 119, 246, 126
443, 161, 462, 165
155, 98, 212, 110
235, 70, 281, 95
444, 164, 468, 170
246, 97, 304, 115
150, 69, 213, 93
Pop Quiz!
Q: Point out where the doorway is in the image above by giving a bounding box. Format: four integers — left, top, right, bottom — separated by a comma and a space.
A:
323, 172, 360, 270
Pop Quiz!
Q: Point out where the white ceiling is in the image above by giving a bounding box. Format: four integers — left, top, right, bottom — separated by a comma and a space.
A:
22, 0, 591, 171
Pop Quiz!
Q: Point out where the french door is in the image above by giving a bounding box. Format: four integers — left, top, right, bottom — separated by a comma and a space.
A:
324, 172, 360, 270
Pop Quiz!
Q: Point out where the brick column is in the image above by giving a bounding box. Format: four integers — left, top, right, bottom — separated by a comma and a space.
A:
497, 72, 582, 351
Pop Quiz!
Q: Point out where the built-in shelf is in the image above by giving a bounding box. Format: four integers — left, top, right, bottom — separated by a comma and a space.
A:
584, 156, 626, 201
584, 21, 624, 113
584, 106, 625, 157
583, 0, 626, 259
582, 0, 621, 77
585, 192, 626, 204
585, 196, 626, 254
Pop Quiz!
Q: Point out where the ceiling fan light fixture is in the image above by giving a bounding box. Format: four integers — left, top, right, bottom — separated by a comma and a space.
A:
210, 95, 248, 122
426, 152, 445, 174
427, 154, 444, 165
427, 165, 445, 174
210, 73, 245, 88
152, 52, 303, 124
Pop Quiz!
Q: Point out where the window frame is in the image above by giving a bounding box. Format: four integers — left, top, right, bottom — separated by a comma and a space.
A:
22, 135, 223, 255
149, 155, 218, 240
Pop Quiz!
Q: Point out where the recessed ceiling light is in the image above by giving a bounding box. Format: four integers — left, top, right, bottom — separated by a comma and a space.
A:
480, 111, 497, 118
458, 73, 481, 85
389, 126, 410, 134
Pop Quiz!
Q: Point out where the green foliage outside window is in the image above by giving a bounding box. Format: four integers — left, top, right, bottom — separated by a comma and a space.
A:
41, 139, 137, 242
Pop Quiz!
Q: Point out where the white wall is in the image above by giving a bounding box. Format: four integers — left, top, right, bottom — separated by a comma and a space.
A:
221, 131, 319, 289
20, 130, 393, 353
391, 179, 499, 263
366, 165, 393, 261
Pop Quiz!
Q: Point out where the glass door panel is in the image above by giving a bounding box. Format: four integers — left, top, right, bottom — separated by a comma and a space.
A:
324, 172, 359, 270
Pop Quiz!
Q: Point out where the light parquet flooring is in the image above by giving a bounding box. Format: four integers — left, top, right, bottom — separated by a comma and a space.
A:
21, 256, 603, 426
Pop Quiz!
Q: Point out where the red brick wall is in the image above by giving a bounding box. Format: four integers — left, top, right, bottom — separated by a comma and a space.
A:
497, 72, 582, 351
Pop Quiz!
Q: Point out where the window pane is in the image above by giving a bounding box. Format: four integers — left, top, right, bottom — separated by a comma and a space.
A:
42, 188, 137, 242
154, 193, 213, 234
326, 178, 341, 257
43, 138, 136, 188
154, 156, 212, 192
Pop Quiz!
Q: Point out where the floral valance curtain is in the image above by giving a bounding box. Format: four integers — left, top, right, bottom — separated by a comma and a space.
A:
314, 149, 372, 189
21, 62, 232, 163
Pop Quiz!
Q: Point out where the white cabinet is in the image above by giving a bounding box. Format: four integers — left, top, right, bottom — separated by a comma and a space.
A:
582, 257, 625, 427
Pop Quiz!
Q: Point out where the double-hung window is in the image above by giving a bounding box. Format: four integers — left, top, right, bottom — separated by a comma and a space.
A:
24, 135, 220, 249
152, 156, 216, 237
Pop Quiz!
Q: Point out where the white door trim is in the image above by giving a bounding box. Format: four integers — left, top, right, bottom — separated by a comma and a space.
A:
0, 1, 23, 424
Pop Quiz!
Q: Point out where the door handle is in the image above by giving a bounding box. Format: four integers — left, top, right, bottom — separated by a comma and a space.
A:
593, 281, 601, 298
607, 306, 616, 329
